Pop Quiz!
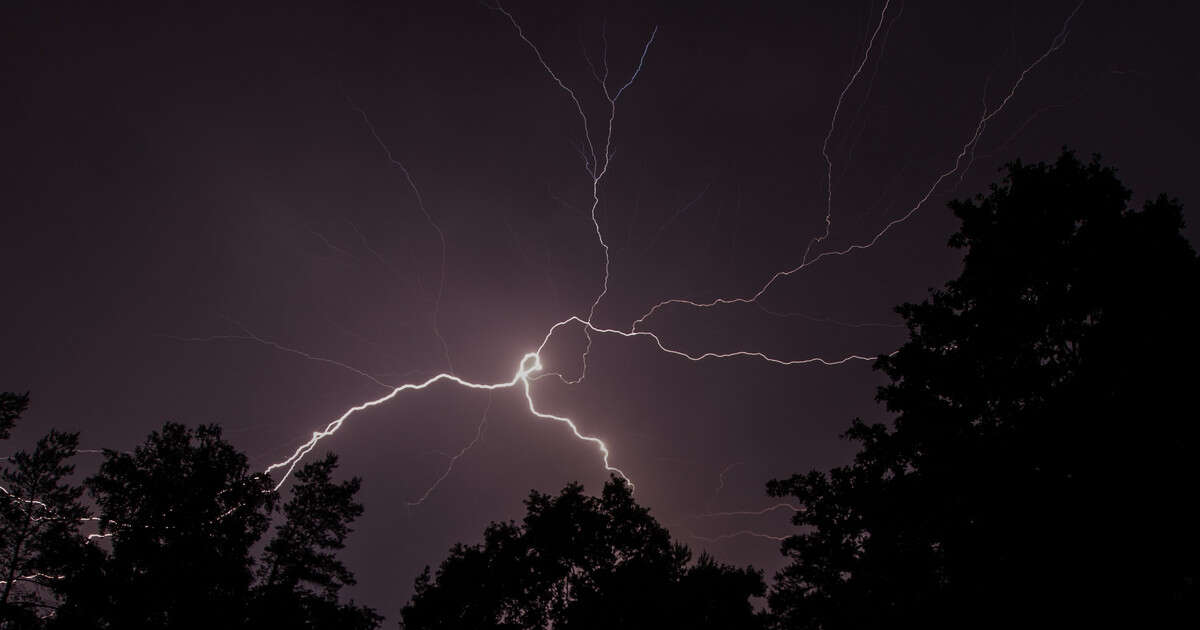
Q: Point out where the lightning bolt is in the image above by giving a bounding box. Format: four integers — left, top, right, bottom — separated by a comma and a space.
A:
713, 462, 743, 499
693, 503, 802, 519
681, 503, 800, 546
262, 349, 633, 491
406, 393, 492, 506
0, 2, 1087, 568
0, 483, 111, 546
0, 448, 104, 462
803, 0, 894, 266
162, 319, 396, 392
754, 303, 904, 329
351, 103, 456, 375
690, 530, 788, 543
0, 484, 49, 510
632, 0, 1083, 334
492, 3, 657, 385
0, 572, 65, 586
153, 1, 1085, 510
689, 466, 801, 544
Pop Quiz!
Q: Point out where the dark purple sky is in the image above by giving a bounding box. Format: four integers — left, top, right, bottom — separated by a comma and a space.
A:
4, 0, 1198, 619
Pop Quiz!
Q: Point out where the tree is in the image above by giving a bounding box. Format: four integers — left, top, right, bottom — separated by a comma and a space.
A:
51, 423, 275, 629
767, 151, 1199, 629
250, 452, 381, 630
49, 423, 379, 630
0, 393, 28, 441
0, 394, 88, 629
400, 477, 767, 630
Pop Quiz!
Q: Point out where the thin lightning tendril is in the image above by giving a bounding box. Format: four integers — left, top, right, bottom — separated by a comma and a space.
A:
406, 393, 493, 506
690, 530, 788, 543
632, 0, 1082, 333
162, 319, 395, 391
713, 461, 743, 499
803, 0, 893, 266
351, 104, 456, 375
693, 503, 802, 519
754, 303, 904, 329
0, 573, 64, 586
494, 2, 657, 385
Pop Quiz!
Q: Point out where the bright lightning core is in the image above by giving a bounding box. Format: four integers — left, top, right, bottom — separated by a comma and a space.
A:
263, 350, 629, 492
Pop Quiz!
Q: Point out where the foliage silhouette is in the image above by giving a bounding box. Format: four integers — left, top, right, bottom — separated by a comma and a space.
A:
400, 477, 767, 630
43, 423, 378, 630
0, 395, 88, 629
0, 393, 29, 441
49, 423, 276, 629
252, 452, 381, 629
767, 151, 1199, 629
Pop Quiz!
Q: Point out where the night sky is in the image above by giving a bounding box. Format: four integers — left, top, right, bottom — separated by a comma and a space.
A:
4, 0, 1198, 619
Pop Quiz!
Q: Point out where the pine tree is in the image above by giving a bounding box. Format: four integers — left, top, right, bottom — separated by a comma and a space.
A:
251, 453, 381, 629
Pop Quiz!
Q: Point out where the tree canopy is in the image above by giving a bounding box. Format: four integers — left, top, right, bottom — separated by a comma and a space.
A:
10, 421, 383, 630
253, 452, 381, 630
50, 423, 278, 628
400, 477, 768, 630
767, 151, 1199, 629
0, 413, 87, 628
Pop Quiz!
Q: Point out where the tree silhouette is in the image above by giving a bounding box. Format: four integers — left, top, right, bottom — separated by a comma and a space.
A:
0, 393, 28, 441
50, 423, 275, 629
400, 477, 767, 630
250, 452, 381, 629
0, 395, 87, 629
46, 423, 379, 630
767, 151, 1199, 629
